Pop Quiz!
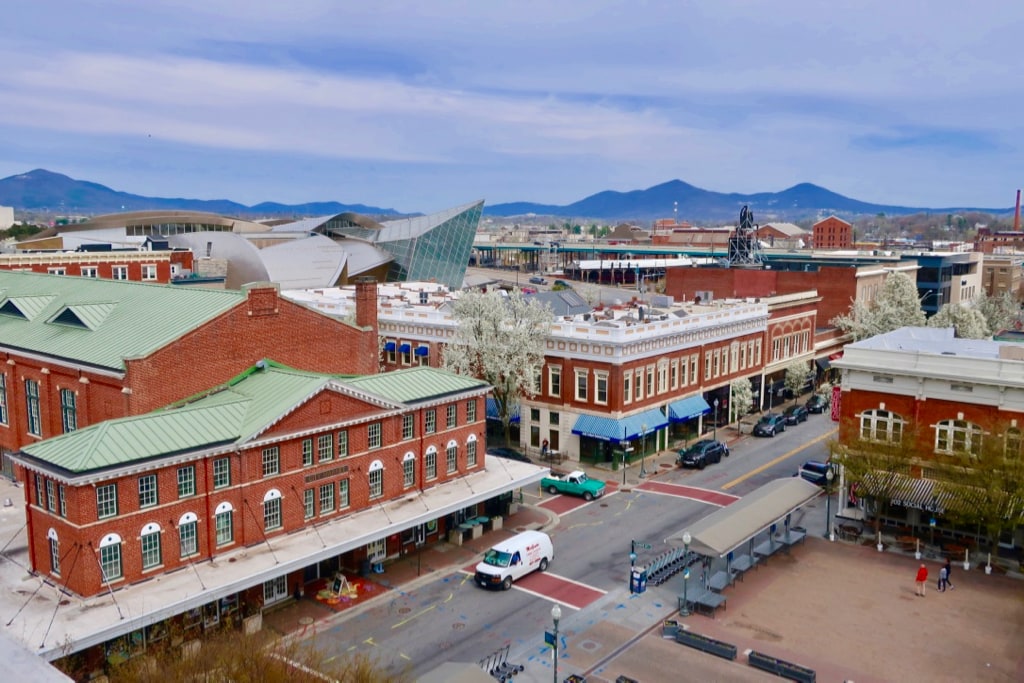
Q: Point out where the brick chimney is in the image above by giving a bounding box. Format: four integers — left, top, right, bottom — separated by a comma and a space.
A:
354, 276, 378, 334
1015, 189, 1021, 232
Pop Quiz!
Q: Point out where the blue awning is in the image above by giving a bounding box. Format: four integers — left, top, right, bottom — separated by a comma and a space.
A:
399, 343, 411, 353
486, 397, 520, 423
571, 407, 668, 444
384, 341, 396, 352
414, 346, 429, 356
668, 396, 711, 422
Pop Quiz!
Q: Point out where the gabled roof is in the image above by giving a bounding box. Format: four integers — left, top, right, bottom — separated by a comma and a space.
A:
0, 271, 248, 372
17, 362, 490, 479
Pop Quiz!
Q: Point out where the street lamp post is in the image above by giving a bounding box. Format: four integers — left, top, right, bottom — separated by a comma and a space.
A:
640, 423, 648, 477
713, 399, 720, 440
551, 604, 562, 683
680, 531, 692, 616
621, 450, 627, 485
825, 468, 835, 540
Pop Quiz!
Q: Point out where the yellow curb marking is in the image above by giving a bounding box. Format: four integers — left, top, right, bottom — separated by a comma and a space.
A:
391, 604, 438, 629
721, 429, 836, 491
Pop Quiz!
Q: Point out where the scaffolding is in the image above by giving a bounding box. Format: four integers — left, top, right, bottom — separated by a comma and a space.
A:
727, 205, 765, 267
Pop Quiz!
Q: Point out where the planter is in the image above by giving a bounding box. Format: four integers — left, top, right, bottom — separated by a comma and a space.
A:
675, 630, 737, 660
748, 650, 816, 683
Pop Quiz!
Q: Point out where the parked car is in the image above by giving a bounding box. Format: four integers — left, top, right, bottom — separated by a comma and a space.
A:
677, 439, 729, 469
528, 276, 547, 285
796, 460, 833, 486
782, 404, 809, 425
752, 413, 787, 437
553, 279, 573, 289
486, 447, 531, 463
805, 393, 830, 414
541, 471, 606, 500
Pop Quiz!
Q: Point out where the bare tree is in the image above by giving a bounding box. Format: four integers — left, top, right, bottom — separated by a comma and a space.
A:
442, 288, 554, 445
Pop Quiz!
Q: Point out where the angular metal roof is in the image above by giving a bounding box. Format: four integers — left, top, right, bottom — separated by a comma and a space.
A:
0, 271, 247, 372
17, 363, 489, 479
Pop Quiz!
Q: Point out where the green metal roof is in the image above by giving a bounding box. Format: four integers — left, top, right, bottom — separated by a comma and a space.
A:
346, 366, 490, 403
0, 271, 247, 371
19, 363, 489, 477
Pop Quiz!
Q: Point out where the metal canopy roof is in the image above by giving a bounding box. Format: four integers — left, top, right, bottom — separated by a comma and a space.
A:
667, 477, 822, 557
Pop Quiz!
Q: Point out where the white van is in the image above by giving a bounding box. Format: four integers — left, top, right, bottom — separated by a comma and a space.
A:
474, 530, 553, 590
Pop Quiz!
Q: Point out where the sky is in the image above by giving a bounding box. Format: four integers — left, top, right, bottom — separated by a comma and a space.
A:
2, 1, 1022, 214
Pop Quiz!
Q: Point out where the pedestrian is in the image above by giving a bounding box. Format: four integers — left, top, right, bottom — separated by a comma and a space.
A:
915, 563, 928, 597
938, 564, 948, 592
943, 558, 955, 590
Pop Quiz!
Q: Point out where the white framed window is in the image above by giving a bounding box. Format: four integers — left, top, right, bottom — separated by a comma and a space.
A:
402, 414, 415, 440
403, 452, 416, 488
81, 266, 98, 278
595, 371, 608, 405
339, 479, 349, 508
141, 264, 158, 280
263, 491, 282, 531
368, 460, 384, 499
177, 465, 195, 498
141, 524, 162, 570
25, 379, 41, 436
112, 266, 128, 281
60, 388, 77, 433
366, 538, 385, 561
178, 514, 198, 558
670, 360, 678, 390
446, 404, 457, 429
58, 485, 66, 517
48, 531, 60, 575
97, 483, 118, 519
319, 482, 335, 514
548, 366, 561, 397
214, 505, 233, 546
45, 479, 56, 512
368, 422, 382, 449
213, 458, 231, 489
304, 489, 315, 519
0, 373, 7, 425
318, 434, 333, 462
1006, 427, 1022, 460
859, 409, 905, 443
658, 362, 668, 393
425, 448, 437, 480
337, 430, 348, 457
935, 419, 983, 457
47, 267, 66, 276
99, 535, 123, 582
425, 410, 436, 434
467, 399, 477, 422
467, 437, 478, 467
138, 474, 158, 508
302, 438, 313, 466
446, 442, 458, 474
623, 373, 632, 405
262, 447, 280, 477
575, 369, 588, 402
635, 369, 643, 400
646, 366, 655, 395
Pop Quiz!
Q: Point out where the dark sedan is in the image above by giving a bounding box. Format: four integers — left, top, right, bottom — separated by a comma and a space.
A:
677, 439, 729, 469
752, 413, 787, 437
782, 404, 809, 425
805, 394, 830, 414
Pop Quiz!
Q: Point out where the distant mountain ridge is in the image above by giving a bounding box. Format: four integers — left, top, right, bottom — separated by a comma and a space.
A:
0, 169, 400, 217
0, 169, 1010, 223
484, 179, 1012, 222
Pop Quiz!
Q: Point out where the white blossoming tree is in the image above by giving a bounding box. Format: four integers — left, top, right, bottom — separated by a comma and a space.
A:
442, 288, 555, 445
926, 303, 990, 339
831, 271, 926, 340
784, 360, 812, 400
974, 290, 1019, 335
728, 378, 753, 423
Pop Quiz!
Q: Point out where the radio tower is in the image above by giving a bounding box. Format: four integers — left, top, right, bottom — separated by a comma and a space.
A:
727, 205, 764, 267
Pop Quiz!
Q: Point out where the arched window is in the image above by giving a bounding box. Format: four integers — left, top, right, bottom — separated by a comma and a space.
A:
935, 419, 982, 456
214, 502, 234, 547
466, 434, 478, 468
368, 460, 384, 499
47, 528, 60, 576
263, 489, 282, 531
859, 409, 905, 443
402, 452, 416, 488
425, 446, 438, 480
99, 532, 123, 582
178, 512, 199, 558
446, 440, 459, 474
141, 522, 162, 570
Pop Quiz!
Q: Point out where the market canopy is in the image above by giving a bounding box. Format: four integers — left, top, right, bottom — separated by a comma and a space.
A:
666, 477, 822, 558
667, 396, 711, 422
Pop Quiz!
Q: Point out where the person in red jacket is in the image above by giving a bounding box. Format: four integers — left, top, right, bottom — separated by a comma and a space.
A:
915, 563, 929, 597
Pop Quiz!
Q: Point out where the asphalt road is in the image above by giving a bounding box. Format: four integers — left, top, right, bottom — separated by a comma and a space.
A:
305, 412, 836, 679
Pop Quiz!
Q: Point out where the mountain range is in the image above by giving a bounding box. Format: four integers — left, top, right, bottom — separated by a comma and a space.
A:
0, 169, 1012, 223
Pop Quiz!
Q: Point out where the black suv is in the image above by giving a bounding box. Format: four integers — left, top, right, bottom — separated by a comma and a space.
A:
805, 394, 829, 414
752, 413, 787, 437
782, 404, 809, 425
677, 439, 729, 469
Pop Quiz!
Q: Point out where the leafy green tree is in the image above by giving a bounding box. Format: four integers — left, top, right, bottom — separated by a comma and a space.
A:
442, 288, 554, 445
831, 271, 926, 340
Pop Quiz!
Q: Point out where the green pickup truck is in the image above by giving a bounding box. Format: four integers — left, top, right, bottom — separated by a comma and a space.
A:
541, 470, 606, 501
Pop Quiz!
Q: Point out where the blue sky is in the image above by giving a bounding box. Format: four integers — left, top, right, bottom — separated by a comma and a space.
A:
2, 1, 1021, 213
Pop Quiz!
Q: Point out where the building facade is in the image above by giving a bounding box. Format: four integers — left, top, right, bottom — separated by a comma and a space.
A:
0, 248, 193, 284
812, 215, 853, 250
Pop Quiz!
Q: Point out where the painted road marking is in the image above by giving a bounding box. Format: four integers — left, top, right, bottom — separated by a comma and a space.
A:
637, 480, 739, 507
459, 567, 605, 610
539, 490, 615, 515
722, 428, 837, 490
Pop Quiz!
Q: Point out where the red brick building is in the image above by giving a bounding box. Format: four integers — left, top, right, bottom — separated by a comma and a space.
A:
0, 271, 380, 476
0, 249, 194, 284
13, 363, 493, 598
812, 215, 853, 250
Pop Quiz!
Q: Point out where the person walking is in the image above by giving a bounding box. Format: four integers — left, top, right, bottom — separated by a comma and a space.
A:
938, 564, 948, 592
943, 558, 955, 590
915, 563, 929, 597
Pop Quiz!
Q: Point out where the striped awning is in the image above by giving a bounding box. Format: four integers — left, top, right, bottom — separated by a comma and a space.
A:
667, 396, 711, 422
571, 407, 668, 444
486, 398, 520, 423
863, 472, 943, 513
